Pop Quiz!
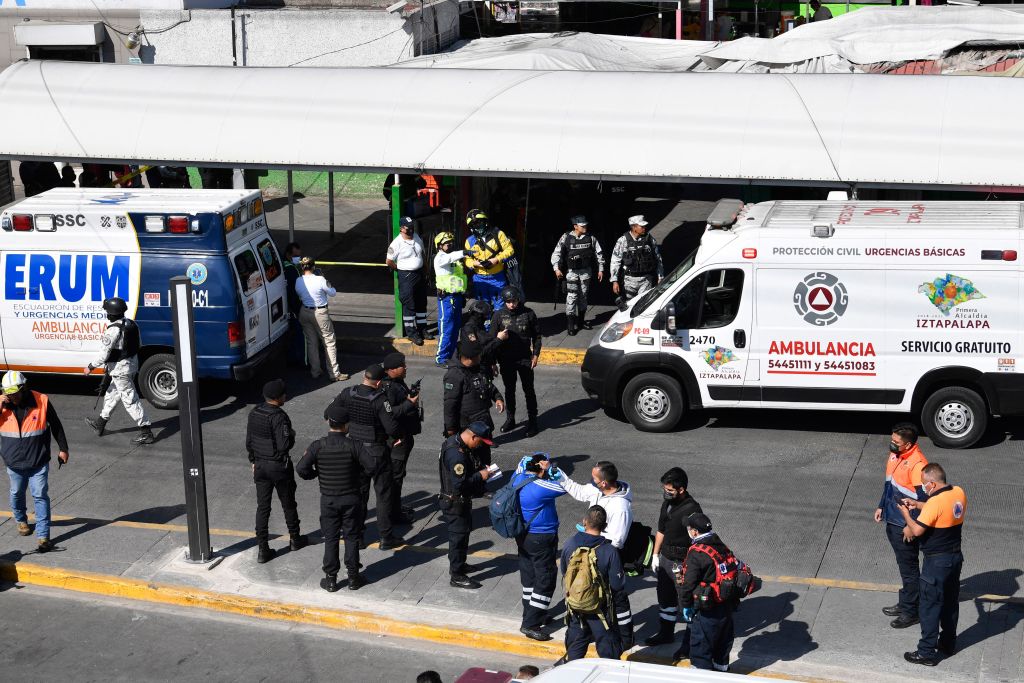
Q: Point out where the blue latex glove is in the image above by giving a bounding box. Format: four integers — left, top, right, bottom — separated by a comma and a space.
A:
547, 465, 562, 481
682, 608, 695, 623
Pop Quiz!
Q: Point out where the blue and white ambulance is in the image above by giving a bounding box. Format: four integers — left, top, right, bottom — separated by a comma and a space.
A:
0, 188, 289, 408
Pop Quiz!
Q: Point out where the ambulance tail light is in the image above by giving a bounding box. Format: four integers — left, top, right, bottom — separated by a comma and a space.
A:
227, 321, 244, 348
12, 214, 33, 231
981, 249, 1017, 261
35, 215, 55, 232
145, 216, 166, 233
167, 216, 189, 234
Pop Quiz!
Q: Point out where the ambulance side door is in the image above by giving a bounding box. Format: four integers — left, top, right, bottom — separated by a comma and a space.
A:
660, 264, 753, 405
229, 243, 270, 356
251, 236, 288, 344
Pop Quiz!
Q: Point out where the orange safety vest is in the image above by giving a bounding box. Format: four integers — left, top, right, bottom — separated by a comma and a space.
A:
885, 444, 928, 500
0, 391, 51, 470
417, 174, 441, 208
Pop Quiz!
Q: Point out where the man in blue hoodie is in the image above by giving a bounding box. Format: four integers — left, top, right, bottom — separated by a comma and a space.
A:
511, 453, 565, 642
560, 505, 634, 661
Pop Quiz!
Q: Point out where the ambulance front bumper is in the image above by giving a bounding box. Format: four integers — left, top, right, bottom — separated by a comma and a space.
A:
232, 335, 286, 381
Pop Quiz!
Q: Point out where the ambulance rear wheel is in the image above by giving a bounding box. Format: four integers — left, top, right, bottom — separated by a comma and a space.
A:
921, 386, 987, 449
139, 354, 179, 410
622, 373, 684, 433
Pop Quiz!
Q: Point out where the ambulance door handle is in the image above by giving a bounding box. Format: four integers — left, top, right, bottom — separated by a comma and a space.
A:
734, 329, 746, 348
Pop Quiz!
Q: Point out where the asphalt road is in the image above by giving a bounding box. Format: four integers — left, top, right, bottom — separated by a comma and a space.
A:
7, 354, 1024, 597
0, 583, 531, 682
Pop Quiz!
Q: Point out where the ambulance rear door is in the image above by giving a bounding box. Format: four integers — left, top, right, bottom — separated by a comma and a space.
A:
251, 234, 288, 344
229, 240, 270, 356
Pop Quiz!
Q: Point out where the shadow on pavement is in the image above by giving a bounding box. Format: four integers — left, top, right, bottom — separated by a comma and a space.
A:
734, 592, 818, 671
955, 569, 1024, 654
48, 505, 188, 547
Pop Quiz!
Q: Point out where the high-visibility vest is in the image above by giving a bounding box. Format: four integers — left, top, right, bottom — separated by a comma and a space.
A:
0, 391, 51, 470
436, 259, 467, 294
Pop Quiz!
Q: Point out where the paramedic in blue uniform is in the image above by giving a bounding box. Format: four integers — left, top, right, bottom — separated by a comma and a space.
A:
84, 297, 154, 446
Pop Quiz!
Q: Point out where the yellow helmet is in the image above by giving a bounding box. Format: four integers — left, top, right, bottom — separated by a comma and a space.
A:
1, 370, 26, 395
434, 232, 455, 248
466, 209, 488, 227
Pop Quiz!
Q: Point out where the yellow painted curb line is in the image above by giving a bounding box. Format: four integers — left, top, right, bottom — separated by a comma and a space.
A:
0, 560, 566, 660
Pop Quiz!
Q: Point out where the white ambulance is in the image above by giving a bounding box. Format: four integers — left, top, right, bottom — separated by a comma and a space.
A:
582, 199, 1024, 449
0, 188, 290, 408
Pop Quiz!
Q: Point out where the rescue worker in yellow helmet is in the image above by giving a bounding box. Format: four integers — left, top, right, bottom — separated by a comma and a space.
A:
433, 232, 467, 367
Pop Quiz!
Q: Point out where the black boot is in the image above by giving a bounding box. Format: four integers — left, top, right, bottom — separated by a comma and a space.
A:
320, 574, 339, 592
419, 324, 435, 341
289, 533, 308, 551
257, 543, 275, 564
525, 417, 539, 438
566, 315, 578, 336
348, 572, 367, 590
85, 416, 108, 437
500, 413, 517, 433
132, 425, 155, 445
644, 619, 675, 646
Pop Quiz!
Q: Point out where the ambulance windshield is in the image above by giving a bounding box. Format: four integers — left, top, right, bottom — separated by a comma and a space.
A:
631, 249, 697, 316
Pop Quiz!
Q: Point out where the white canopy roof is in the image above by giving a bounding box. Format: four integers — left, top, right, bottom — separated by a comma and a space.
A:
1, 59, 1023, 188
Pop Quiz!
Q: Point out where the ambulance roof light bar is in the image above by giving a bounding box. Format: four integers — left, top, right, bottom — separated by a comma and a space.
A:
706, 198, 745, 230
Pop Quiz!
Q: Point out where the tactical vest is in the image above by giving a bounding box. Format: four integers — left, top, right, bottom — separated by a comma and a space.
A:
563, 232, 596, 271
435, 259, 468, 294
104, 318, 141, 363
622, 233, 656, 276
345, 387, 386, 443
313, 434, 362, 496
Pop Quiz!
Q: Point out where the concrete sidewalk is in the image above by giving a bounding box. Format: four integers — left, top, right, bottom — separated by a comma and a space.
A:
2, 507, 1020, 683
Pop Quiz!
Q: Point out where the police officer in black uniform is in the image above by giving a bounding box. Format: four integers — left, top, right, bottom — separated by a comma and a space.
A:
246, 379, 307, 564
443, 341, 505, 467
439, 422, 494, 589
381, 352, 422, 524
297, 403, 377, 592
491, 286, 542, 438
326, 364, 405, 550
460, 300, 508, 379
647, 467, 703, 654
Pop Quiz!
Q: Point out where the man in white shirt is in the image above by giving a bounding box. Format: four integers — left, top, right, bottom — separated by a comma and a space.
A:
387, 217, 431, 346
294, 258, 347, 382
810, 0, 832, 21
556, 461, 634, 550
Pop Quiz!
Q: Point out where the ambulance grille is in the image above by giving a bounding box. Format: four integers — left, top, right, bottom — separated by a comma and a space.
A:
763, 202, 1024, 231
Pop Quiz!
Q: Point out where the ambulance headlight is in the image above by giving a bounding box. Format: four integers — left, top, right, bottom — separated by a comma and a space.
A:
600, 320, 633, 343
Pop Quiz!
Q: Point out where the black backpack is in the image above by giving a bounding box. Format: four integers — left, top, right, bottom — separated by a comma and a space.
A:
620, 521, 654, 578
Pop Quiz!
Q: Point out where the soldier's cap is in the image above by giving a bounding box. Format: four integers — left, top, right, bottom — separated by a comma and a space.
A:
325, 403, 350, 424
262, 378, 286, 400
459, 340, 483, 359
466, 421, 494, 445
571, 215, 588, 226
365, 363, 386, 381
686, 512, 713, 534
628, 214, 649, 227
382, 352, 406, 370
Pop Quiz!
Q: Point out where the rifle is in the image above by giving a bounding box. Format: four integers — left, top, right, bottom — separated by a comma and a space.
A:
92, 320, 126, 409
93, 371, 112, 410
409, 377, 424, 421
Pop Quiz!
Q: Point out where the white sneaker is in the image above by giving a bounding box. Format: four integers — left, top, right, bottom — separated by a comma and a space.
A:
713, 663, 729, 672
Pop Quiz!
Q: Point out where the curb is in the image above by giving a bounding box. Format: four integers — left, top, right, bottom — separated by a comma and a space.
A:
338, 336, 586, 367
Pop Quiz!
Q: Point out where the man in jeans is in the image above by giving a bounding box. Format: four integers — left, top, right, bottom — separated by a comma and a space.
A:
0, 371, 70, 553
295, 257, 348, 382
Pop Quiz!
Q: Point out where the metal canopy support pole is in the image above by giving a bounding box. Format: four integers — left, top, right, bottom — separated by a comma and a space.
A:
391, 174, 402, 337
328, 172, 335, 240
676, 0, 682, 39
287, 170, 295, 243
170, 276, 213, 563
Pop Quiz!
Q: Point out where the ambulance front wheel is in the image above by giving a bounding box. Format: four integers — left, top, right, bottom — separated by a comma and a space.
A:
139, 354, 179, 410
622, 373, 684, 433
921, 386, 987, 450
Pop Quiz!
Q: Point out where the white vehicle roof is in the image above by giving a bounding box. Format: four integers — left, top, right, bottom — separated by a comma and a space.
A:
734, 200, 1024, 233
5, 188, 258, 215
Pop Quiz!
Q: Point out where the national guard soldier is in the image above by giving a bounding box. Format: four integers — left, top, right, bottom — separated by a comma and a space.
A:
491, 286, 542, 438
381, 352, 422, 524
610, 215, 664, 305
438, 422, 494, 589
296, 403, 377, 592
326, 364, 405, 550
443, 340, 505, 467
551, 215, 604, 336
84, 297, 154, 445
246, 379, 307, 564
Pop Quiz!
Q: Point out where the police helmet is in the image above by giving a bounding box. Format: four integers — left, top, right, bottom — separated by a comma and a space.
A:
468, 299, 492, 318
102, 297, 128, 318
501, 285, 522, 304
434, 231, 455, 249
1, 370, 26, 395
466, 209, 488, 229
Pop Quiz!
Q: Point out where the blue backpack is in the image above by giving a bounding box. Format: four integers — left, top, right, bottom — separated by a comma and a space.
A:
489, 476, 542, 539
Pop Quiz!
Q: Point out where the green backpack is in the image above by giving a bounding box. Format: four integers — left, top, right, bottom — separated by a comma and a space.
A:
564, 546, 610, 626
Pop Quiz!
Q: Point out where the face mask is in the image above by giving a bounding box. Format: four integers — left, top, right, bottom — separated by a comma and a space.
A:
575, 523, 586, 533
291, 257, 300, 265
663, 491, 677, 501
889, 441, 901, 454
